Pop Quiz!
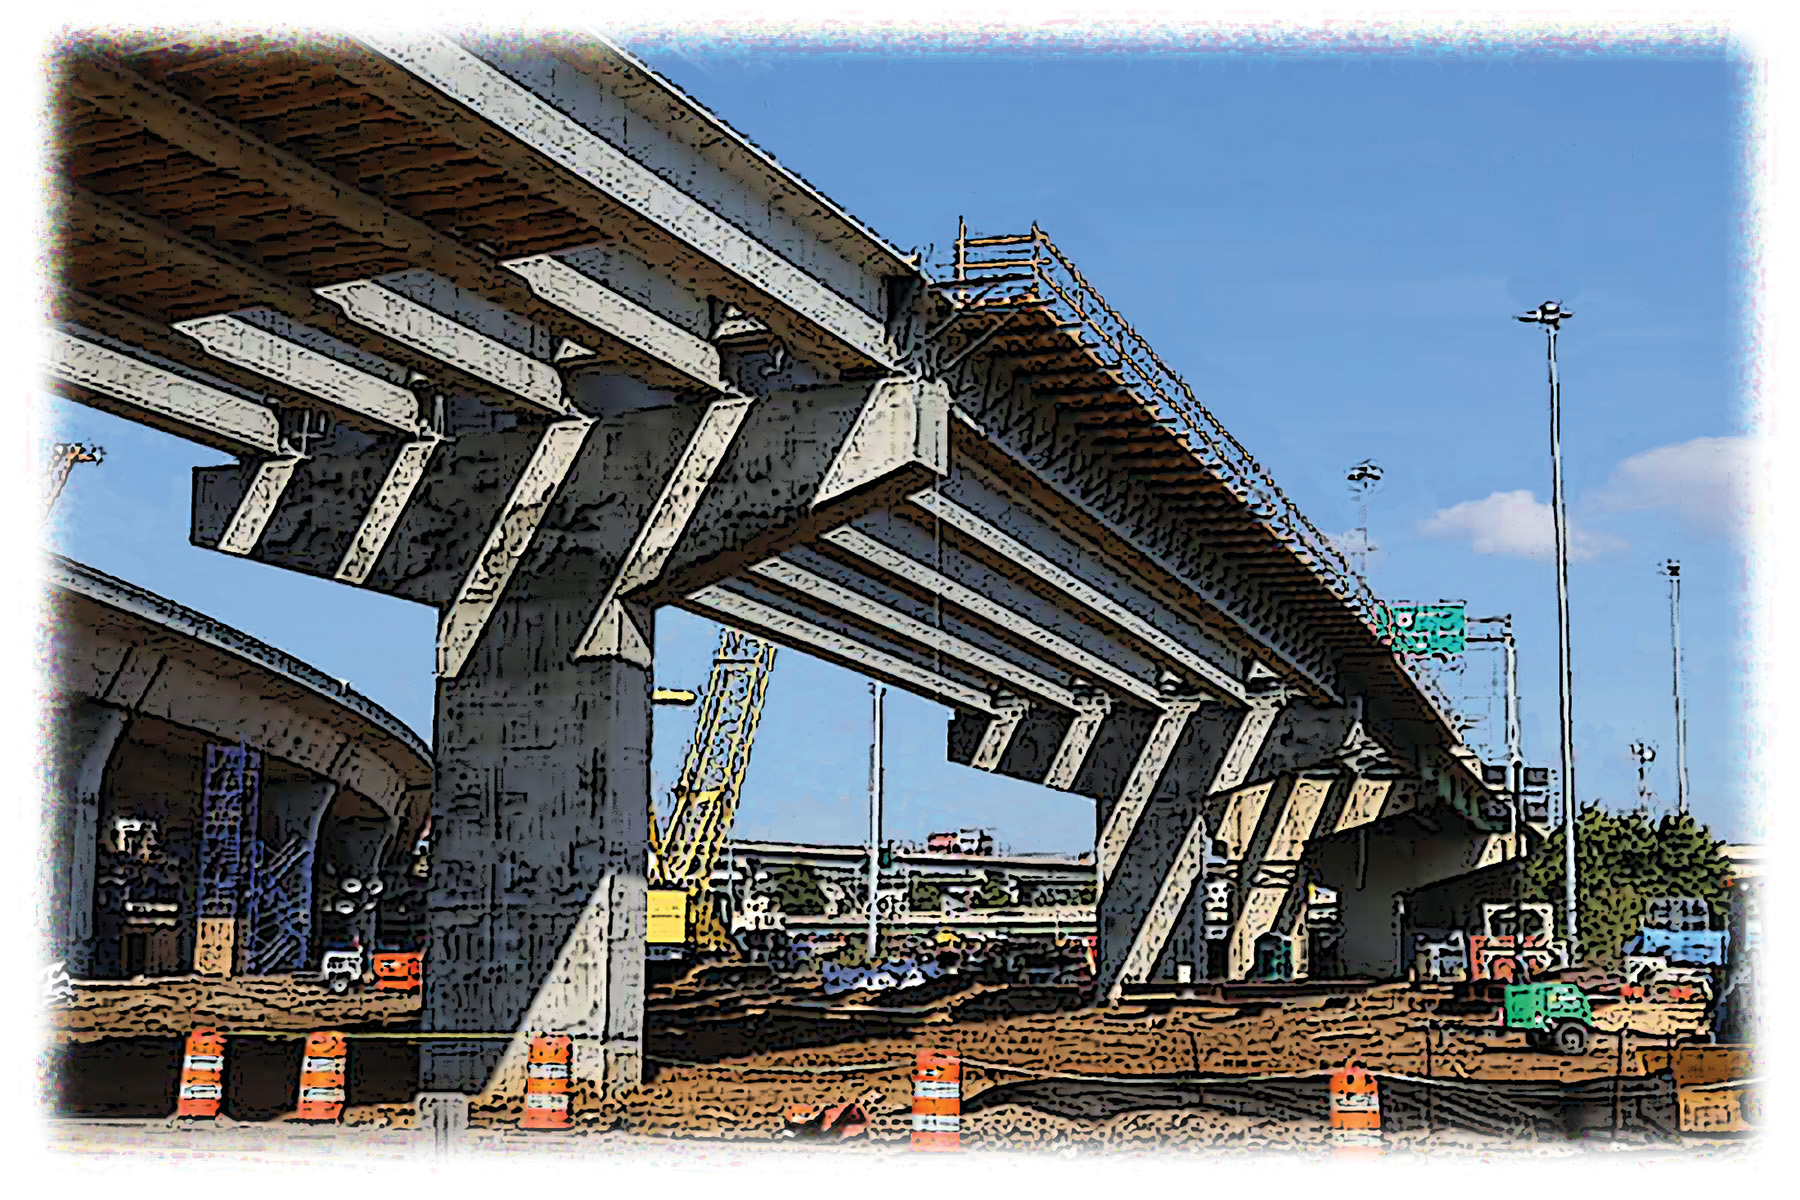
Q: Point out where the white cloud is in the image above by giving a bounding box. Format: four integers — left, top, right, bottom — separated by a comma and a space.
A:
1590, 435, 1754, 535
1420, 489, 1625, 562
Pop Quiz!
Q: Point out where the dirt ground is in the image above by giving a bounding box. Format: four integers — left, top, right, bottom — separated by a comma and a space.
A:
49, 974, 419, 1040
48, 973, 1716, 1150
485, 980, 1712, 1141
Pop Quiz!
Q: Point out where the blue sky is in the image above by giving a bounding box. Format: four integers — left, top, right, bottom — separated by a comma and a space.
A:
41, 40, 1756, 851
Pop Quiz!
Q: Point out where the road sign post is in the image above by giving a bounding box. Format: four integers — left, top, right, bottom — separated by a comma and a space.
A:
1376, 603, 1467, 657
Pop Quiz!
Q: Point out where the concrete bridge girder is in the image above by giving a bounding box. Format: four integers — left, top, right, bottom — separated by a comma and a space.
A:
946, 362, 1343, 698
44, 563, 433, 980
48, 566, 426, 815
947, 664, 1483, 991
352, 32, 901, 372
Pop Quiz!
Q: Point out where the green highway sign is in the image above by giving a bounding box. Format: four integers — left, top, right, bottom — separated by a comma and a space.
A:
1377, 602, 1466, 656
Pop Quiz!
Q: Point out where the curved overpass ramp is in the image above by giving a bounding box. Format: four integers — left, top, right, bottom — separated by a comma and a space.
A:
43, 555, 431, 979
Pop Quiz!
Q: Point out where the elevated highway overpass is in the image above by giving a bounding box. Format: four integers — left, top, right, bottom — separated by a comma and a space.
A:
46, 29, 1510, 1106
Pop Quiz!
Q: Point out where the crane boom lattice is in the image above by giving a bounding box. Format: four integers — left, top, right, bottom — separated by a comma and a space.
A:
651, 627, 778, 895
44, 442, 104, 515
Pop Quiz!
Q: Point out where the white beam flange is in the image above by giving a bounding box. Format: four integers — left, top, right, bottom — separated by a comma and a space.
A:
823, 526, 1164, 705
1043, 695, 1113, 791
1096, 698, 1204, 888
502, 255, 729, 393
1210, 688, 1295, 796
573, 395, 756, 665
315, 280, 567, 414
437, 417, 594, 678
335, 438, 441, 585
173, 315, 422, 433
747, 558, 1079, 710
48, 331, 282, 455
970, 697, 1031, 772
356, 32, 895, 370
216, 455, 304, 556
909, 490, 1249, 705
687, 587, 995, 713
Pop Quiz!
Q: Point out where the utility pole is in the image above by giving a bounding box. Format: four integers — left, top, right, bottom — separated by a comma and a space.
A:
1664, 560, 1691, 815
867, 682, 885, 960
1516, 300, 1579, 958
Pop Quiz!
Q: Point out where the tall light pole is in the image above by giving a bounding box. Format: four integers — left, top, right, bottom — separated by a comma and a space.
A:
1346, 459, 1384, 577
1516, 300, 1579, 958
1469, 615, 1522, 855
1629, 740, 1658, 811
867, 682, 886, 960
1663, 560, 1691, 815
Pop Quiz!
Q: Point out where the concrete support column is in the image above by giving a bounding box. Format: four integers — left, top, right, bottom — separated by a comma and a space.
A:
1225, 774, 1340, 980
421, 596, 649, 1105
258, 779, 339, 972
46, 699, 130, 976
1094, 703, 1237, 997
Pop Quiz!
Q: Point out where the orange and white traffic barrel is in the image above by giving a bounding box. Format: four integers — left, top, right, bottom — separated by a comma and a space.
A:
294, 1031, 348, 1122
372, 952, 423, 993
1328, 1061, 1382, 1152
175, 1029, 226, 1119
911, 1048, 961, 1151
522, 1033, 572, 1130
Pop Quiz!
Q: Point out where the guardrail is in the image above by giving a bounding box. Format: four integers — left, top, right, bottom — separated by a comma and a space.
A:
945, 222, 1464, 729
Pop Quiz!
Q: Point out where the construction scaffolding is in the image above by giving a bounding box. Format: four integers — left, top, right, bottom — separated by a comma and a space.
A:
941, 221, 1461, 727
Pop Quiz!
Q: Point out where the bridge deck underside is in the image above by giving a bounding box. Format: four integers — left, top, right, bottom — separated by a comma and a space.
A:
924, 299, 1448, 723
49, 34, 1452, 751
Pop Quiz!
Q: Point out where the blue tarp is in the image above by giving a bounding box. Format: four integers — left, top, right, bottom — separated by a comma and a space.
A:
821, 956, 946, 995
1622, 927, 1728, 966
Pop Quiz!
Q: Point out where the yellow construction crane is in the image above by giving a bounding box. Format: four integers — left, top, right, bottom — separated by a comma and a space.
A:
44, 442, 104, 515
646, 626, 778, 958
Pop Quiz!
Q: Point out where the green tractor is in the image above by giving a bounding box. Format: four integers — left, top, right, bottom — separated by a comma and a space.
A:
1502, 982, 1596, 1054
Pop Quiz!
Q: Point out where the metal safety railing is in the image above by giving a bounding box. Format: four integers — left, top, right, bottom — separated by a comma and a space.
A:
945, 222, 1464, 729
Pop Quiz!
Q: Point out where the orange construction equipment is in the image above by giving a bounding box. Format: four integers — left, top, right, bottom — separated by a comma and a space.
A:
1328, 1061, 1382, 1152
43, 442, 103, 516
780, 1089, 881, 1141
910, 1049, 961, 1151
294, 1031, 348, 1122
372, 951, 423, 993
522, 1033, 572, 1130
1469, 903, 1563, 982
175, 1029, 226, 1119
